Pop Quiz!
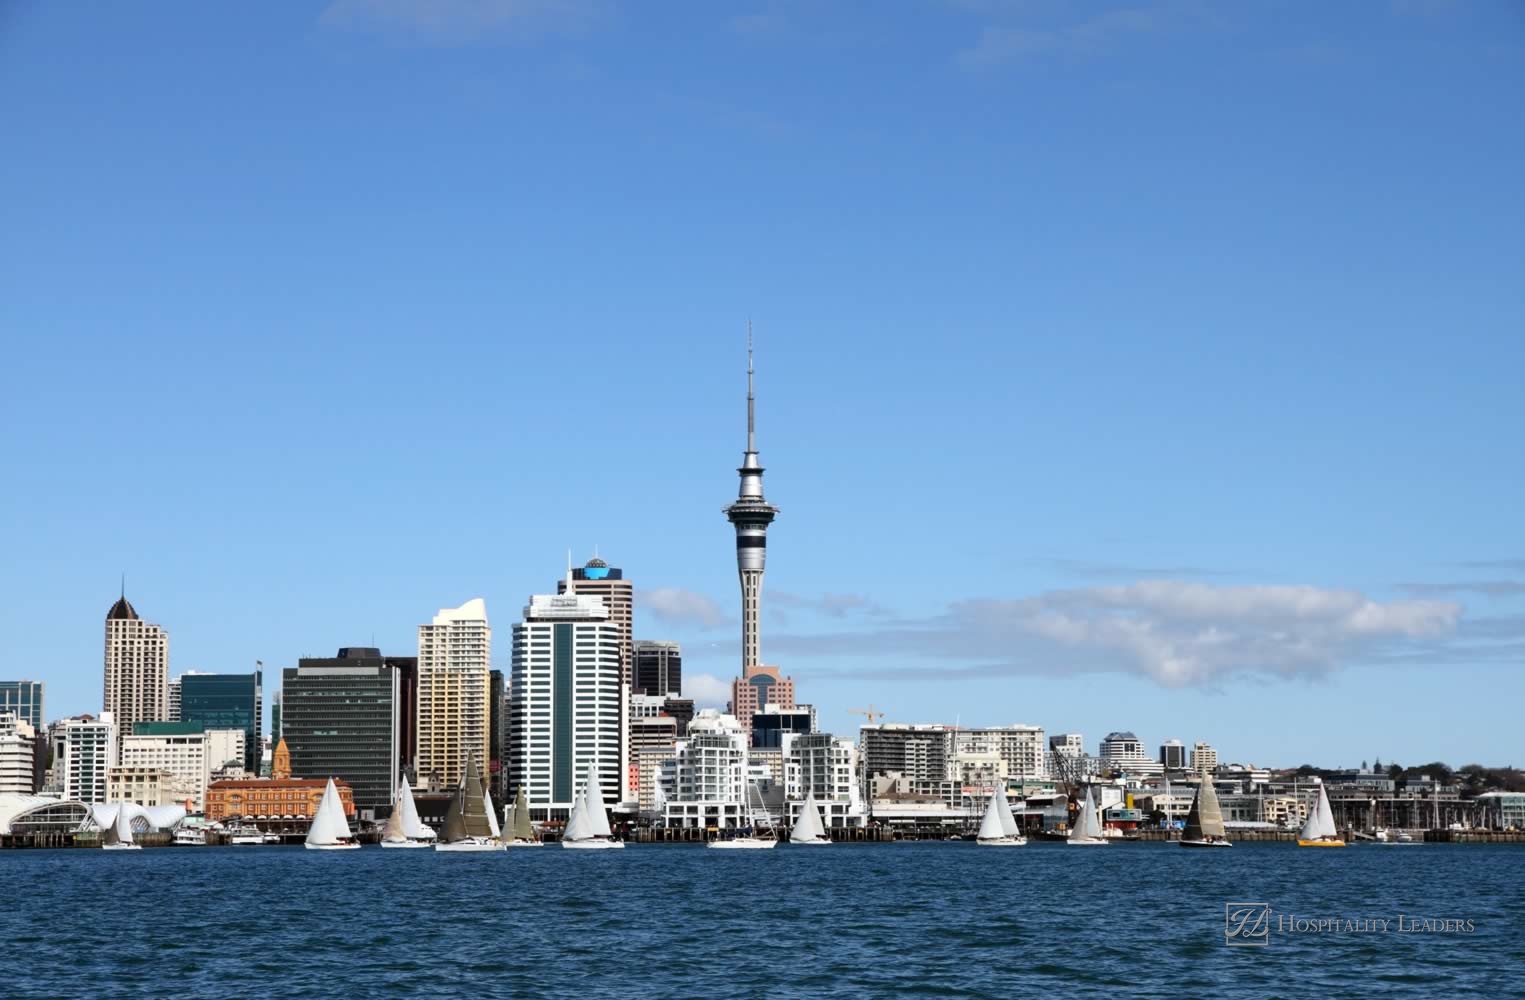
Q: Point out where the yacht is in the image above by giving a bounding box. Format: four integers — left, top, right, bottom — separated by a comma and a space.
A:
101, 807, 142, 851
227, 824, 265, 846
380, 775, 436, 849
1297, 782, 1346, 848
1066, 786, 1108, 846
435, 757, 507, 853
710, 782, 778, 850
975, 785, 1026, 847
789, 792, 832, 846
562, 761, 625, 850
501, 786, 543, 848
1180, 778, 1232, 848
304, 777, 361, 850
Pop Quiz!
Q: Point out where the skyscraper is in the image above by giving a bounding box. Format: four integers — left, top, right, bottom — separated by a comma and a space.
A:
633, 640, 682, 697
0, 681, 45, 731
178, 670, 263, 772
723, 328, 780, 671
509, 588, 624, 820
56, 712, 117, 803
103, 593, 169, 734
416, 599, 491, 790
558, 557, 634, 686
282, 648, 404, 818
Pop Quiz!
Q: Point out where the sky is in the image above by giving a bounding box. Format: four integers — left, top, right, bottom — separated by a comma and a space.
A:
2, 0, 1522, 768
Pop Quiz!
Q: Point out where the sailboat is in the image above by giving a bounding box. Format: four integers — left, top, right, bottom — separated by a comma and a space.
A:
976, 785, 1026, 846
1297, 782, 1346, 847
501, 786, 542, 848
1180, 778, 1232, 848
710, 780, 778, 849
380, 775, 436, 849
304, 777, 361, 850
436, 756, 506, 852
789, 791, 832, 846
101, 806, 142, 851
1067, 785, 1108, 846
562, 761, 625, 850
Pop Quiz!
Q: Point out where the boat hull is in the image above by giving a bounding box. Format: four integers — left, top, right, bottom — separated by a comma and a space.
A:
435, 839, 506, 853
1180, 839, 1233, 848
562, 838, 625, 850
504, 840, 544, 848
379, 839, 434, 849
708, 838, 776, 850
1066, 838, 1109, 846
101, 843, 141, 851
1297, 839, 1347, 848
976, 837, 1026, 847
304, 841, 361, 851
789, 838, 832, 846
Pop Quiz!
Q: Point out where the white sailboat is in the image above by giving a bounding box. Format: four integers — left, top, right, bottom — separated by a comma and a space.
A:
435, 756, 506, 852
304, 777, 361, 850
789, 792, 832, 846
501, 786, 542, 848
562, 761, 625, 850
1180, 778, 1232, 848
710, 781, 778, 850
101, 806, 141, 851
1297, 781, 1346, 848
380, 775, 436, 849
1067, 785, 1108, 846
976, 785, 1026, 846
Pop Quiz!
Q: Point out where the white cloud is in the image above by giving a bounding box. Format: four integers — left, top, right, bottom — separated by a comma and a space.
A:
320, 0, 600, 42
769, 590, 892, 618
640, 587, 731, 629
683, 672, 731, 709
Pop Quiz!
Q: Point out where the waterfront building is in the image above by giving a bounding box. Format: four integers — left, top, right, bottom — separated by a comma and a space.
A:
1191, 741, 1218, 775
1099, 731, 1163, 775
120, 724, 243, 810
1159, 739, 1187, 769
0, 795, 90, 836
103, 593, 169, 734
860, 723, 951, 783
633, 640, 682, 697
782, 731, 863, 829
509, 589, 625, 820
107, 766, 178, 807
658, 710, 748, 830
956, 725, 1047, 780
206, 776, 354, 824
635, 747, 675, 814
1476, 791, 1525, 830
629, 716, 678, 799
751, 703, 813, 749
0, 714, 43, 794
57, 713, 117, 804
283, 649, 406, 818
179, 670, 263, 773
558, 557, 635, 686
417, 599, 491, 791
0, 681, 45, 730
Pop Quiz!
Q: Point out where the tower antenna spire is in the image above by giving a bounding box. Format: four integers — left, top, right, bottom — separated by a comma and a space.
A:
746, 320, 755, 454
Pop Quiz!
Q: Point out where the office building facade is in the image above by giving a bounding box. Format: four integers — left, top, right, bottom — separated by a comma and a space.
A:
0, 713, 43, 794
179, 671, 263, 773
57, 713, 117, 803
104, 595, 169, 735
0, 681, 45, 730
860, 723, 951, 783
417, 599, 491, 790
558, 558, 634, 686
282, 649, 403, 818
1159, 739, 1187, 769
633, 640, 681, 697
120, 724, 243, 810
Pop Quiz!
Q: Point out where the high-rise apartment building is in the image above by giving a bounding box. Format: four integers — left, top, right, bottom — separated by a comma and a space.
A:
283, 649, 405, 818
859, 723, 952, 783
417, 599, 491, 791
0, 681, 45, 730
633, 640, 682, 697
1099, 731, 1162, 775
0, 713, 43, 794
729, 664, 795, 741
57, 713, 117, 803
955, 725, 1048, 780
103, 594, 169, 734
1191, 741, 1218, 775
489, 669, 507, 800
558, 558, 634, 686
509, 590, 624, 820
119, 723, 243, 810
179, 670, 263, 772
656, 710, 749, 830
1159, 739, 1187, 769
783, 732, 862, 829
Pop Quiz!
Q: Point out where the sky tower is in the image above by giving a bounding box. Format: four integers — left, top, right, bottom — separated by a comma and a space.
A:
724, 325, 780, 670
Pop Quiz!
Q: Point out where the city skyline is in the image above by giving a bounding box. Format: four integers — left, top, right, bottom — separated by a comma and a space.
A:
3, 3, 1522, 766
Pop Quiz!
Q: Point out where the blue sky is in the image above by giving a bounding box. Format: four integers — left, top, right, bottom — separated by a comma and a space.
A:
2, 1, 1522, 767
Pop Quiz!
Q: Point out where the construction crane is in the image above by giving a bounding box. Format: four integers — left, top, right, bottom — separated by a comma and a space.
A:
848, 705, 885, 725
848, 706, 886, 825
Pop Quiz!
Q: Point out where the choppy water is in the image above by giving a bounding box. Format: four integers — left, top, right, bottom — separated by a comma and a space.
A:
4, 841, 1521, 998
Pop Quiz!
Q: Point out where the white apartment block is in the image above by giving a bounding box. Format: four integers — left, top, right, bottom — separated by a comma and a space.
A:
783, 732, 863, 829
107, 766, 178, 807
955, 724, 1048, 780
58, 712, 118, 803
510, 591, 625, 818
1099, 731, 1163, 776
658, 710, 749, 829
119, 728, 242, 810
104, 596, 169, 734
0, 713, 39, 794
417, 598, 491, 789
1191, 741, 1219, 775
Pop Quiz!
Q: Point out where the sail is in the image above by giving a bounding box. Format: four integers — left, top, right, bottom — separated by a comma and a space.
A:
562, 790, 592, 842
995, 786, 1020, 838
484, 788, 501, 839
442, 780, 468, 843
513, 787, 534, 841
306, 778, 353, 846
1299, 783, 1338, 840
1196, 779, 1226, 839
501, 804, 516, 843
1072, 786, 1103, 841
381, 805, 406, 843
462, 757, 493, 839
396, 776, 434, 840
977, 791, 1008, 841
792, 793, 826, 843
583, 761, 612, 839
116, 806, 135, 845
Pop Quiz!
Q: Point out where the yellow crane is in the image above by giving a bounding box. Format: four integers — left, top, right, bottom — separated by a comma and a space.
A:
848, 705, 885, 725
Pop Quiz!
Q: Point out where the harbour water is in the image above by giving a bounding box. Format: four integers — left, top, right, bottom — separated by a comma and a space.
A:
5, 842, 1520, 997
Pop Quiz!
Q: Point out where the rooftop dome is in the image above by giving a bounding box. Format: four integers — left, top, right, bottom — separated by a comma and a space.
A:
106, 597, 139, 622
584, 557, 608, 569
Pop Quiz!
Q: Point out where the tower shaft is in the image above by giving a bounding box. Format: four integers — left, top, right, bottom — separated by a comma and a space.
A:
724, 326, 779, 671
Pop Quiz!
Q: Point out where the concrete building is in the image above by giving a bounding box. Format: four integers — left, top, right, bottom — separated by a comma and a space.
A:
956, 725, 1047, 780
103, 594, 169, 735
751, 703, 813, 749
179, 670, 263, 773
1159, 739, 1187, 769
120, 724, 243, 810
633, 640, 682, 697
107, 766, 178, 807
783, 732, 863, 829
1191, 741, 1218, 775
558, 557, 634, 686
729, 664, 796, 740
658, 710, 749, 830
509, 589, 625, 820
0, 681, 45, 730
860, 723, 951, 783
1050, 733, 1084, 757
283, 648, 406, 818
1099, 731, 1162, 775
417, 599, 491, 791
0, 713, 43, 794
56, 713, 118, 804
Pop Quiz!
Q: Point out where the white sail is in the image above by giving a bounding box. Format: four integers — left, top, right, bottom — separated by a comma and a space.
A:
583, 761, 612, 839
1072, 786, 1103, 841
381, 807, 406, 842
484, 789, 501, 839
305, 778, 353, 847
395, 776, 434, 840
791, 793, 827, 843
1300, 783, 1338, 840
562, 789, 593, 842
115, 805, 135, 846
977, 792, 1008, 841
995, 786, 1020, 838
